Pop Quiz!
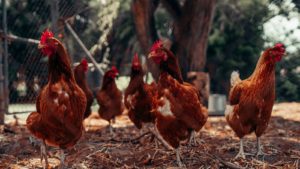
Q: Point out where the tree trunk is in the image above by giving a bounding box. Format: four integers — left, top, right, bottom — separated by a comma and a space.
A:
0, 39, 5, 124
132, 0, 216, 81
171, 0, 216, 80
131, 0, 160, 80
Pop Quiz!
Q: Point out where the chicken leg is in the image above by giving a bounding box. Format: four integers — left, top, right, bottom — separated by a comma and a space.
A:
59, 149, 65, 169
176, 148, 185, 168
256, 137, 266, 156
188, 130, 201, 146
108, 119, 114, 136
148, 126, 173, 150
234, 138, 246, 159
29, 136, 39, 147
40, 140, 49, 169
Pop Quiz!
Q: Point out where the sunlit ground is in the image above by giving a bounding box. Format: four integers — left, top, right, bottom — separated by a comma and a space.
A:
1, 102, 299, 168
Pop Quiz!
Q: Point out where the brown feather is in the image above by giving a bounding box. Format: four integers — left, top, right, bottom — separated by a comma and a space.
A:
125, 55, 157, 129
27, 38, 87, 149
124, 74, 157, 129
149, 44, 208, 148
74, 63, 94, 119
155, 62, 207, 148
226, 49, 278, 138
96, 73, 123, 122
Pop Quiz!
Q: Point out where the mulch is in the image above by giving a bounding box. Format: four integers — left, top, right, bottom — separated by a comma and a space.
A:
0, 102, 299, 169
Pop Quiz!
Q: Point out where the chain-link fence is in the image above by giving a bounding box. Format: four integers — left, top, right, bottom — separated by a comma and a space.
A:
0, 0, 123, 116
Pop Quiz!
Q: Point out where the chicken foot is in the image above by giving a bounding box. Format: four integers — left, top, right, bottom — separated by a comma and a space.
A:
59, 149, 65, 169
256, 137, 266, 157
40, 140, 49, 169
188, 131, 202, 146
108, 119, 115, 136
234, 138, 246, 159
188, 131, 196, 146
29, 136, 39, 147
154, 138, 159, 148
176, 148, 185, 168
148, 126, 173, 151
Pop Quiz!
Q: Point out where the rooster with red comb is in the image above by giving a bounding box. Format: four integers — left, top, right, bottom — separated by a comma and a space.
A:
148, 40, 208, 167
226, 43, 286, 159
26, 30, 87, 169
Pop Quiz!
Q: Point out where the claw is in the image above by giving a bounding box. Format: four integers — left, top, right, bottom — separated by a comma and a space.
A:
154, 138, 159, 149
176, 148, 185, 168
109, 120, 114, 136
256, 137, 267, 157
188, 131, 201, 147
29, 136, 38, 146
148, 126, 173, 151
234, 138, 246, 159
59, 149, 65, 169
40, 141, 49, 169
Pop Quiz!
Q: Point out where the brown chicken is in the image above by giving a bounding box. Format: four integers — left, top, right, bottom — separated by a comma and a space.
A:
124, 53, 156, 129
225, 43, 286, 159
148, 40, 208, 167
74, 58, 94, 119
26, 30, 87, 168
96, 66, 124, 134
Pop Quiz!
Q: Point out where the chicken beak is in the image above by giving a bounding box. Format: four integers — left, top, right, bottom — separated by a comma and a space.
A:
38, 43, 45, 49
148, 52, 155, 59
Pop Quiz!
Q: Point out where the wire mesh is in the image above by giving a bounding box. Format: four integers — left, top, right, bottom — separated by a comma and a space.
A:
4, 1, 48, 113
2, 0, 115, 114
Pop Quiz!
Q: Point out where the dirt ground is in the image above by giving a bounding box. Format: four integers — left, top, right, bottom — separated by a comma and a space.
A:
0, 102, 299, 169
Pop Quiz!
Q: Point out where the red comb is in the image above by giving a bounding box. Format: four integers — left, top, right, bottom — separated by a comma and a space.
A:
40, 29, 54, 44
111, 66, 118, 73
132, 53, 140, 66
274, 43, 285, 48
81, 58, 88, 72
151, 40, 163, 51
274, 43, 286, 54
81, 58, 88, 65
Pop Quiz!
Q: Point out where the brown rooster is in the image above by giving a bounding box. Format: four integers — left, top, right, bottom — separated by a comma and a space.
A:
148, 40, 208, 167
225, 43, 286, 159
96, 66, 124, 134
26, 30, 87, 168
124, 53, 156, 129
74, 58, 94, 119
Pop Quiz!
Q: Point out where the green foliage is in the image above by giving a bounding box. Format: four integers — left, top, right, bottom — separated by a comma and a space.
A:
265, 0, 300, 101
4, 0, 51, 102
154, 6, 173, 38
207, 0, 269, 94
3, 0, 299, 102
276, 54, 300, 101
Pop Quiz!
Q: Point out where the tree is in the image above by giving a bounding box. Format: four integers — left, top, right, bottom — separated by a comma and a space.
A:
266, 0, 300, 101
131, 0, 216, 80
207, 0, 269, 94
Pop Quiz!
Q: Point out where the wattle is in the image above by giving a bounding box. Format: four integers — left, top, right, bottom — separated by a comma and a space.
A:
42, 47, 54, 56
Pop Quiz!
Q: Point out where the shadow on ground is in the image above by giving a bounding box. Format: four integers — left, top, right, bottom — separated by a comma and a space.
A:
0, 103, 299, 169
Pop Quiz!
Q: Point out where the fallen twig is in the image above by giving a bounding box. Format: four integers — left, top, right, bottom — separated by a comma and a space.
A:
148, 127, 173, 151
206, 153, 244, 169
102, 131, 152, 143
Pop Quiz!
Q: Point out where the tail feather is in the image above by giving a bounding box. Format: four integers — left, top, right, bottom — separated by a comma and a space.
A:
230, 71, 241, 87
224, 105, 233, 118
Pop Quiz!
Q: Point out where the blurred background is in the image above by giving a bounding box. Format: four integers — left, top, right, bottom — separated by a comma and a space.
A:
0, 0, 299, 121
